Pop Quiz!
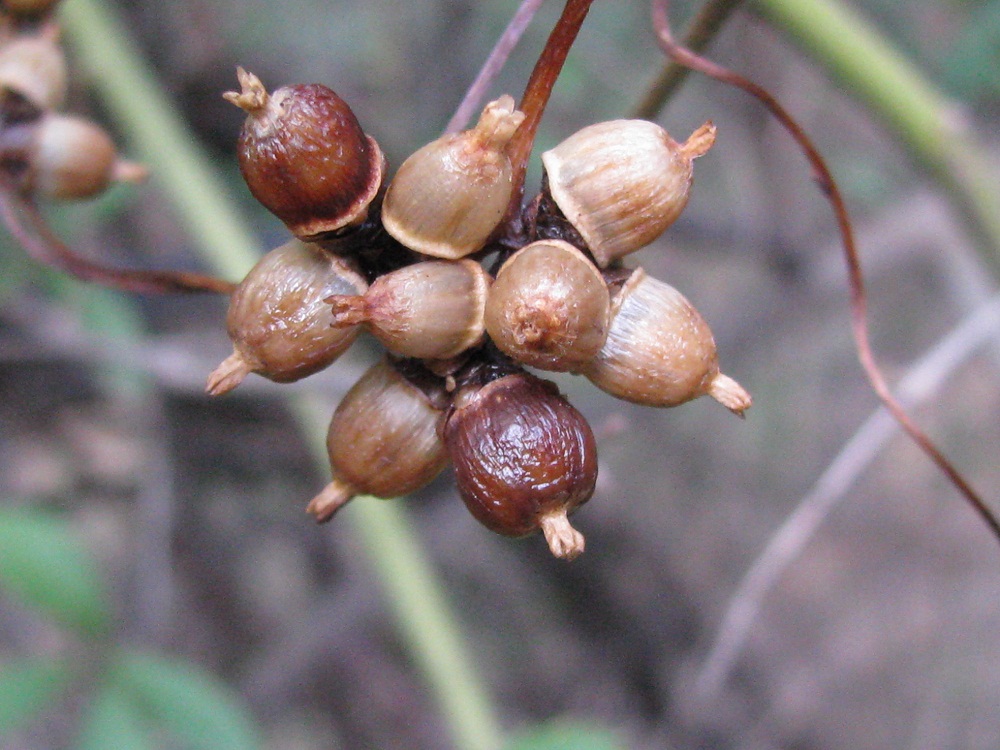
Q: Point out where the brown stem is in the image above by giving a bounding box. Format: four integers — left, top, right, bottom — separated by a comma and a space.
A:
650, 0, 999, 544
503, 0, 595, 228
0, 180, 237, 295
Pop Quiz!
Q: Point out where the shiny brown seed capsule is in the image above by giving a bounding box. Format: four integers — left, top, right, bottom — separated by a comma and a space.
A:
444, 371, 597, 560
225, 67, 385, 240
207, 240, 367, 395
307, 358, 450, 522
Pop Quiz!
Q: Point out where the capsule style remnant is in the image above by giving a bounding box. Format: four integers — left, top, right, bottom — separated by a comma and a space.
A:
444, 370, 597, 560
207, 240, 368, 395
225, 68, 385, 240
328, 258, 490, 360
541, 120, 716, 267
485, 239, 610, 372
307, 358, 450, 522
381, 95, 525, 259
582, 268, 751, 415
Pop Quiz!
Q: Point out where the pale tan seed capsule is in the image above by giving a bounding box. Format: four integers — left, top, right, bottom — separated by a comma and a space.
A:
0, 29, 66, 110
582, 268, 751, 415
485, 239, 610, 372
207, 240, 367, 395
306, 358, 449, 522
28, 114, 148, 200
541, 120, 716, 267
328, 258, 489, 360
382, 95, 525, 259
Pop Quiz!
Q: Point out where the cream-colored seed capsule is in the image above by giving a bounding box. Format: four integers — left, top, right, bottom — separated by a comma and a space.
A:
541, 120, 716, 267
0, 30, 67, 110
328, 258, 489, 360
485, 239, 610, 372
582, 268, 751, 415
382, 95, 525, 259
307, 358, 449, 522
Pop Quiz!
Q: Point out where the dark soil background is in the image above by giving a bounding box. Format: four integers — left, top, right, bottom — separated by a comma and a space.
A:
1, 1, 999, 748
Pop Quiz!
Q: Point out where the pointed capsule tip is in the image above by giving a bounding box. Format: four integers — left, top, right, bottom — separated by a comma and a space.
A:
540, 510, 586, 560
709, 372, 752, 417
206, 350, 252, 396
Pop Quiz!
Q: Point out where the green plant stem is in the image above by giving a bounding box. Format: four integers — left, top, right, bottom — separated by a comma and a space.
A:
291, 397, 505, 750
58, 2, 502, 748
58, 0, 258, 282
751, 0, 1000, 272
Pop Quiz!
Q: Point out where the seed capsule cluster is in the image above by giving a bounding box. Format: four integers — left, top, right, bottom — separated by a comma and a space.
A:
208, 70, 751, 560
0, 2, 147, 200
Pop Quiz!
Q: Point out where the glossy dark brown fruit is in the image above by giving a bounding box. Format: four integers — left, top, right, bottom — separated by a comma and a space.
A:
225, 68, 385, 240
444, 371, 597, 559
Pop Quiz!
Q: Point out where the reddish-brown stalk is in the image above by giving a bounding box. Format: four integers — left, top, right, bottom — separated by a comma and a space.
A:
502, 0, 595, 233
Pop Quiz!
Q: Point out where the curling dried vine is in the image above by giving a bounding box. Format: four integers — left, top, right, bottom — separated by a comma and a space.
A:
650, 0, 999, 544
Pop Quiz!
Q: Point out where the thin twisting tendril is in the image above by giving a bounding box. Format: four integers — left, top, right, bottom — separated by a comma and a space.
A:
650, 0, 999, 543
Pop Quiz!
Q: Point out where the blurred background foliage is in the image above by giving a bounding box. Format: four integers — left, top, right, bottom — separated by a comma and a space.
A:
1, 0, 998, 748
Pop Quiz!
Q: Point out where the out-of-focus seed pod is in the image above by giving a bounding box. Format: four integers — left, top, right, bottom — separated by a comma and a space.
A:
485, 239, 609, 372
207, 240, 368, 395
0, 30, 66, 110
444, 370, 597, 560
12, 113, 148, 199
582, 268, 751, 415
382, 95, 524, 259
328, 258, 489, 360
224, 67, 385, 240
307, 358, 450, 522
1, 0, 63, 18
541, 120, 715, 267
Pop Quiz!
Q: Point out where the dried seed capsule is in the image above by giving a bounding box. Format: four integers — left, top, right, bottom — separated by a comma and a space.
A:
307, 358, 450, 522
0, 29, 66, 110
485, 239, 609, 372
224, 68, 385, 240
207, 240, 368, 395
541, 120, 715, 267
582, 268, 751, 415
7, 113, 147, 200
382, 95, 525, 259
328, 258, 489, 360
444, 370, 597, 560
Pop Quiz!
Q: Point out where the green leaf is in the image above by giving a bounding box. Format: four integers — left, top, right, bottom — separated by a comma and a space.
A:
76, 684, 153, 750
0, 656, 70, 736
0, 508, 109, 637
112, 650, 261, 750
505, 720, 629, 750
